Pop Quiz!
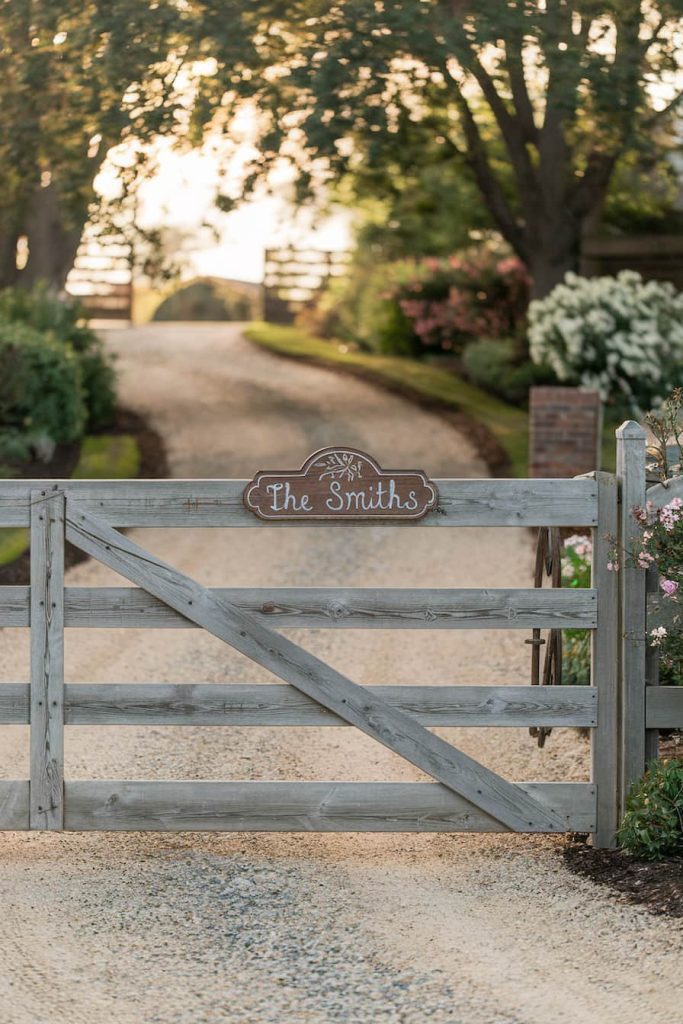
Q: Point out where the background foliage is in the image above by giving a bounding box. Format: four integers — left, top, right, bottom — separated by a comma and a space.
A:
0, 286, 116, 468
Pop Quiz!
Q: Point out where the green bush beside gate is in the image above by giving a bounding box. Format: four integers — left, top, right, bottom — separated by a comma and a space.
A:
0, 284, 116, 470
618, 759, 683, 860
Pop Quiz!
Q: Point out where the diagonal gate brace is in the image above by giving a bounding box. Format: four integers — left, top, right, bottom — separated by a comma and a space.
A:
65, 504, 566, 832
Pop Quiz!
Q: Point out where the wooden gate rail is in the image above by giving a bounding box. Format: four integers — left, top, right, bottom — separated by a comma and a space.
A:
1, 781, 597, 834
0, 477, 598, 527
0, 473, 618, 843
0, 683, 598, 727
0, 586, 597, 629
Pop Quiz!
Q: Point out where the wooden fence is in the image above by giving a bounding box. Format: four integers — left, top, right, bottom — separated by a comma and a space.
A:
263, 248, 350, 324
0, 472, 622, 845
66, 230, 133, 323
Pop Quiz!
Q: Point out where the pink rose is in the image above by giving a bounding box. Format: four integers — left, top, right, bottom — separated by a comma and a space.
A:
660, 579, 679, 598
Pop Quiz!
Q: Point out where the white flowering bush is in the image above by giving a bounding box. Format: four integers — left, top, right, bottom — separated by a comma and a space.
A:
528, 271, 683, 411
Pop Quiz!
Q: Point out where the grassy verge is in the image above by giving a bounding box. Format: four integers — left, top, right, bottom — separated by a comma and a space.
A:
0, 434, 141, 568
601, 417, 619, 474
72, 434, 141, 479
246, 323, 529, 477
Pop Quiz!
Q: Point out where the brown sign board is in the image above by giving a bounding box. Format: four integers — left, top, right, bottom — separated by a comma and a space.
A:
243, 447, 439, 522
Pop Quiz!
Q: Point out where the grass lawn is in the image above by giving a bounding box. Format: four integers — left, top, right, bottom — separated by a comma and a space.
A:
72, 434, 141, 479
246, 322, 530, 477
0, 433, 141, 568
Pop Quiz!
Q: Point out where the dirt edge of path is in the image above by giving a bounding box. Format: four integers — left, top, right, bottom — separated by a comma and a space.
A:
563, 837, 683, 918
246, 339, 513, 476
0, 407, 168, 586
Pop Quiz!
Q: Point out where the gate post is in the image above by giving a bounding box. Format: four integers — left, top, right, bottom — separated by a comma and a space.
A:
30, 489, 66, 830
616, 422, 647, 814
591, 472, 619, 847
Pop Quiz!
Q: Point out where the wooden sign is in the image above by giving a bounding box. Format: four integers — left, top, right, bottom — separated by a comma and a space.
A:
243, 447, 438, 522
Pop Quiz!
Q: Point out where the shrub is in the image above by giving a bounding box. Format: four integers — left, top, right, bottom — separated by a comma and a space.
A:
618, 759, 683, 860
528, 270, 683, 413
394, 250, 530, 356
0, 284, 116, 430
309, 247, 529, 358
78, 346, 116, 430
560, 534, 593, 686
462, 337, 556, 407
629, 493, 683, 686
0, 320, 86, 447
313, 258, 421, 355
153, 279, 256, 322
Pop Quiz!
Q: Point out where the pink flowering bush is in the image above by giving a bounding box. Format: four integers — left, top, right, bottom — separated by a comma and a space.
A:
631, 496, 683, 684
391, 249, 530, 356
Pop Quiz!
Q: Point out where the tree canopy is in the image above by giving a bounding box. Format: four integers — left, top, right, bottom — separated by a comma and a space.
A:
202, 0, 683, 295
0, 1, 211, 289
2, 2, 681, 296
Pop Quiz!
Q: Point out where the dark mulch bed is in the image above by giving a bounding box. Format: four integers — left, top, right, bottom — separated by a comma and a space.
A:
0, 407, 168, 586
563, 835, 683, 918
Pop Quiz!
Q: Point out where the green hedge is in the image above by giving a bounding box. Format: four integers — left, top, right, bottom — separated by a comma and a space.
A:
0, 320, 86, 459
0, 284, 116, 432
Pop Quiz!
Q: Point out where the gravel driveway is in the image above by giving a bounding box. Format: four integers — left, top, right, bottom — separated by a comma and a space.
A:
0, 323, 680, 1023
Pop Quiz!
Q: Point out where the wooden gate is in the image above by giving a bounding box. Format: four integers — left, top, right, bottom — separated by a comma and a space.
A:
0, 468, 618, 845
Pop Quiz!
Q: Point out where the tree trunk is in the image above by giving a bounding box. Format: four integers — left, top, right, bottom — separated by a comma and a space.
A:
17, 183, 85, 292
0, 230, 20, 290
526, 213, 581, 300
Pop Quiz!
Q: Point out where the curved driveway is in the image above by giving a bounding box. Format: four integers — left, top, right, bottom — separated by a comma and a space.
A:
0, 324, 679, 1024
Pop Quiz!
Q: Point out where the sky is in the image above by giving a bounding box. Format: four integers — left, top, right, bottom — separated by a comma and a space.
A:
95, 135, 352, 286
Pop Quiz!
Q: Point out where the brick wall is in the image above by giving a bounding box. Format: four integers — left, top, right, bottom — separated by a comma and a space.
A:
529, 387, 602, 478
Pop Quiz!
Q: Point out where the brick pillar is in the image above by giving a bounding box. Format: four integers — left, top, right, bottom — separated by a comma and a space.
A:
529, 387, 602, 478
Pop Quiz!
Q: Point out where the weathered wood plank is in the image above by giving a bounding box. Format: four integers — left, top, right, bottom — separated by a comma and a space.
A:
591, 473, 619, 848
0, 586, 596, 631
645, 473, 683, 511
0, 586, 29, 626
646, 687, 683, 729
0, 478, 598, 527
646, 591, 679, 629
64, 781, 596, 833
616, 422, 647, 811
60, 683, 597, 727
66, 505, 567, 832
30, 490, 65, 830
0, 781, 30, 830
0, 683, 29, 723
0, 683, 598, 727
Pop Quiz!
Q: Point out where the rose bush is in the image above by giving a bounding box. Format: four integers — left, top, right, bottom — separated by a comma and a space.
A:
308, 247, 530, 358
395, 250, 530, 355
631, 496, 683, 685
528, 271, 683, 412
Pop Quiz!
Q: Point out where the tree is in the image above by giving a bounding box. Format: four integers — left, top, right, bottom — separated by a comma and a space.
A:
0, 1, 204, 291
203, 0, 683, 297
334, 107, 499, 262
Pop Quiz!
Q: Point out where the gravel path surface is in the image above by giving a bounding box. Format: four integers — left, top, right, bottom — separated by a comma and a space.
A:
0, 323, 680, 1023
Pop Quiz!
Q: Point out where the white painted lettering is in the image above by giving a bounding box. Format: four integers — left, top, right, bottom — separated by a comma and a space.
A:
325, 480, 344, 511
266, 483, 284, 510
